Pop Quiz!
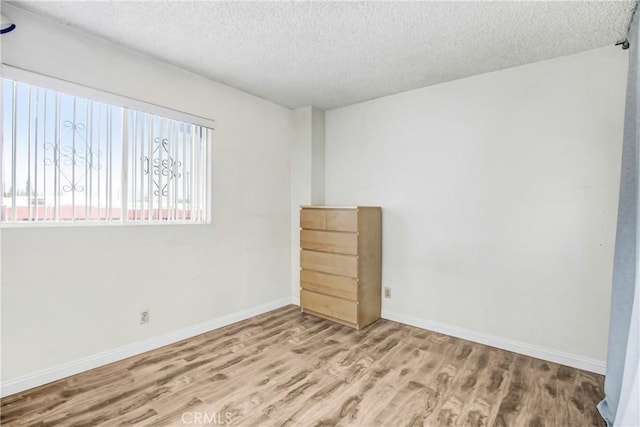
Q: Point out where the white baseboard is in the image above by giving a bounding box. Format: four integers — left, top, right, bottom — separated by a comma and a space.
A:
382, 309, 606, 375
291, 295, 300, 306
1, 298, 292, 397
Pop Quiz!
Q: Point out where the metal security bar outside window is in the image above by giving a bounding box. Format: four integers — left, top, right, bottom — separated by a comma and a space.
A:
1, 77, 212, 225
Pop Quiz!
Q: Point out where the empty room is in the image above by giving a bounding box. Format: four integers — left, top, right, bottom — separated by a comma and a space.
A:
0, 1, 638, 426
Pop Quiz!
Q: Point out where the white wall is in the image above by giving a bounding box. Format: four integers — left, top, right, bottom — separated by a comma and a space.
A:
0, 4, 292, 384
325, 46, 627, 366
290, 106, 325, 303
311, 107, 326, 205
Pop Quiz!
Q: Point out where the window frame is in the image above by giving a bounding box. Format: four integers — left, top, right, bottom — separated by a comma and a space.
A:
0, 65, 214, 227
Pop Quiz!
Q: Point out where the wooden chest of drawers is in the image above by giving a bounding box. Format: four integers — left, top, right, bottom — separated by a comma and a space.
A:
299, 206, 381, 329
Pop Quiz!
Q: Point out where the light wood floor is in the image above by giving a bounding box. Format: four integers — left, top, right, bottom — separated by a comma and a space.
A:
1, 305, 604, 426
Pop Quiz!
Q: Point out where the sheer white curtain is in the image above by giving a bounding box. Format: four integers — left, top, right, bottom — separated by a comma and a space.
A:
613, 285, 639, 425
598, 7, 640, 427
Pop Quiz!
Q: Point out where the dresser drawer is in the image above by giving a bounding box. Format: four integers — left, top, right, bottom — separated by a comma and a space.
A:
300, 209, 326, 230
300, 250, 358, 278
300, 230, 358, 255
301, 290, 358, 324
326, 209, 358, 232
300, 269, 358, 301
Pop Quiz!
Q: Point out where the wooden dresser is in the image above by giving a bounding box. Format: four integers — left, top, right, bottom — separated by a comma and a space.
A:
299, 206, 382, 329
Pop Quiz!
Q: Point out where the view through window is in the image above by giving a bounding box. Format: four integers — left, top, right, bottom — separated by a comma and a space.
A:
1, 78, 212, 225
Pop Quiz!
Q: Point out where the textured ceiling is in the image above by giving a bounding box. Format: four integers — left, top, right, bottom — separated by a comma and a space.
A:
6, 1, 636, 110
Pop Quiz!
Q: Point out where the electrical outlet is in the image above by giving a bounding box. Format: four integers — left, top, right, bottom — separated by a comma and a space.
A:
384, 287, 391, 299
140, 310, 150, 324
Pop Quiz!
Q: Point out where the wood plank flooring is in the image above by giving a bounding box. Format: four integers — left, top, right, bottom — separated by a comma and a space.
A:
1, 305, 605, 426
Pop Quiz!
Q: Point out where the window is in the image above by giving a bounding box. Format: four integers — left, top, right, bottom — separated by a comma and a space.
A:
1, 74, 213, 225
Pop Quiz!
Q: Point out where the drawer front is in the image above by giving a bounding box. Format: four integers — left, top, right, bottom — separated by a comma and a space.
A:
325, 209, 358, 232
300, 269, 358, 301
301, 290, 358, 324
300, 209, 326, 230
300, 250, 358, 278
300, 230, 358, 255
